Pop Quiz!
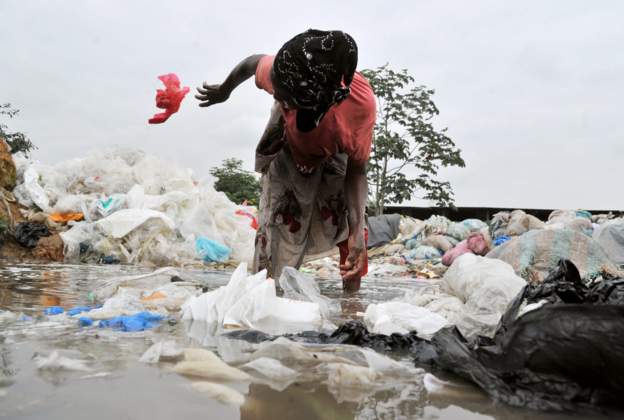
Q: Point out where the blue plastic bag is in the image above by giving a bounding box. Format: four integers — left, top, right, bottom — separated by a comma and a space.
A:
97, 312, 163, 332
78, 317, 93, 327
195, 237, 231, 263
67, 306, 93, 316
43, 306, 64, 316
494, 235, 512, 247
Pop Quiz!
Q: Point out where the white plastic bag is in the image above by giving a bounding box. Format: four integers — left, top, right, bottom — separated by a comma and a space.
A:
95, 208, 175, 239
191, 382, 245, 406
441, 253, 526, 316
22, 166, 51, 212
278, 267, 339, 319
364, 302, 448, 337
174, 348, 250, 382
182, 263, 325, 335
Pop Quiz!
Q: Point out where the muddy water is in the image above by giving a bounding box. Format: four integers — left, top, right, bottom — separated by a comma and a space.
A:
0, 264, 605, 420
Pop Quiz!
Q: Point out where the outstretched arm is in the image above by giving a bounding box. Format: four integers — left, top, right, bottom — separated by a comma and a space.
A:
339, 158, 368, 281
195, 54, 264, 107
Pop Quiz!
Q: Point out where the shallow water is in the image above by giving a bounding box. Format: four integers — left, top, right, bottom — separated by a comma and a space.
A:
0, 263, 607, 419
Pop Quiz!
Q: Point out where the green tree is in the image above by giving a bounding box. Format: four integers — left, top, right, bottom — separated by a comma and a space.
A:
0, 103, 37, 156
210, 158, 261, 206
361, 65, 465, 216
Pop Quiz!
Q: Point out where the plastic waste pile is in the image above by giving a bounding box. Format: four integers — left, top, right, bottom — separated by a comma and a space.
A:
403, 215, 490, 262
302, 215, 492, 280
490, 209, 598, 243
11, 149, 257, 266
303, 208, 623, 282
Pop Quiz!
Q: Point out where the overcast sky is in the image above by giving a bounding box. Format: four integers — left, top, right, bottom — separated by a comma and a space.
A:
1, 0, 622, 210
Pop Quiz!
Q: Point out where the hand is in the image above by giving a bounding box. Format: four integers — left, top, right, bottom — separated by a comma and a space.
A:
195, 83, 230, 107
339, 231, 367, 282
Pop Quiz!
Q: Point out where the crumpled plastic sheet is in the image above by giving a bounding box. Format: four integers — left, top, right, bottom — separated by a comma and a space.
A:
241, 336, 424, 403
34, 350, 92, 372
182, 263, 334, 335
14, 149, 256, 266
278, 267, 340, 319
174, 348, 250, 382
363, 302, 448, 338
191, 382, 245, 406
139, 340, 184, 364
364, 254, 525, 339
593, 219, 624, 266
95, 208, 175, 239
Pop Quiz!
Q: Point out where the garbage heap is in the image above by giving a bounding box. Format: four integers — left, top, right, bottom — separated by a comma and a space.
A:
303, 209, 624, 282
10, 149, 257, 266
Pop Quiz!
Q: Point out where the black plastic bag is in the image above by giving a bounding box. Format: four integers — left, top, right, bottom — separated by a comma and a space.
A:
416, 260, 624, 412
13, 222, 50, 248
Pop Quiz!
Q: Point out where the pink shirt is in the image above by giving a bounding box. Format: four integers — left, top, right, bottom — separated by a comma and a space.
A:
255, 55, 376, 168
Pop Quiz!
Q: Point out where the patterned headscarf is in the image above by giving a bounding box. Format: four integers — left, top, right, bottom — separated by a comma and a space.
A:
273, 29, 358, 130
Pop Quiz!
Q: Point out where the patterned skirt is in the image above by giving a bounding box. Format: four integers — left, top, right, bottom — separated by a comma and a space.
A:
252, 141, 351, 278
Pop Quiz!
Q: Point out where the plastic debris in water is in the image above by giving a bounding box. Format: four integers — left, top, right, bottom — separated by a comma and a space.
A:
148, 73, 190, 124
97, 311, 164, 332
78, 317, 94, 327
34, 350, 91, 372
67, 306, 94, 317
43, 306, 64, 316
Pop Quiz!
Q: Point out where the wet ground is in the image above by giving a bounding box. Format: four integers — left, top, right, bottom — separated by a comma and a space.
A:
0, 263, 608, 420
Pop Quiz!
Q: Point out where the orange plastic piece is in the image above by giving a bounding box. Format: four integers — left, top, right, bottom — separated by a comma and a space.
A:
140, 291, 167, 302
49, 212, 84, 223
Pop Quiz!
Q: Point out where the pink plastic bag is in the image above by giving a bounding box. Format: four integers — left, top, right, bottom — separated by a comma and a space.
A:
442, 233, 490, 266
148, 73, 190, 124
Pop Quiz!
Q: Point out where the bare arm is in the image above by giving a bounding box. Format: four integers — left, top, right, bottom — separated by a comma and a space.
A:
340, 158, 368, 281
255, 101, 285, 173
195, 54, 264, 107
